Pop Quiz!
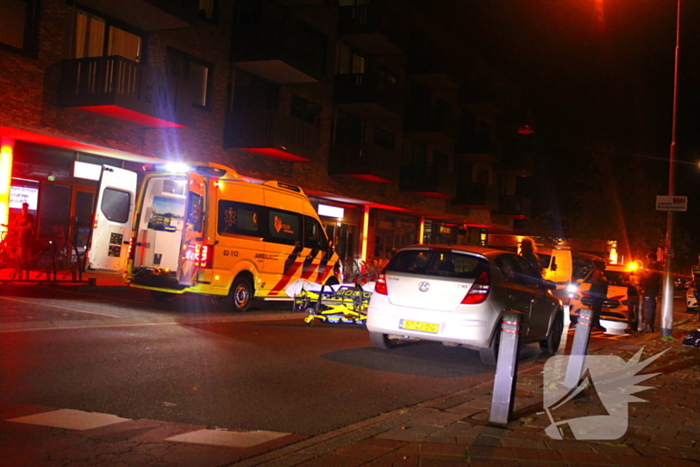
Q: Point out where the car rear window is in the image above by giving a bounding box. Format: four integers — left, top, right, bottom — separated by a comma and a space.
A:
386, 250, 488, 279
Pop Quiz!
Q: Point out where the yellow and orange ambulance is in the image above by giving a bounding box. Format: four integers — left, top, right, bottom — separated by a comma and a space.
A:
86, 162, 339, 311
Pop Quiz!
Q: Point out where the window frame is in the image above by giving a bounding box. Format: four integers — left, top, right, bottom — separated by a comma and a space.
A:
166, 46, 213, 110
0, 0, 39, 57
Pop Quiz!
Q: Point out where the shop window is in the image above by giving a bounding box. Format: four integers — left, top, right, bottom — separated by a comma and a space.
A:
166, 47, 212, 108
73, 9, 143, 62
373, 128, 395, 151
291, 95, 321, 125
0, 0, 38, 55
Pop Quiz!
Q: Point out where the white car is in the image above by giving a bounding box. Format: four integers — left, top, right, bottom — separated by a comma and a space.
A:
365, 244, 565, 364
568, 263, 638, 334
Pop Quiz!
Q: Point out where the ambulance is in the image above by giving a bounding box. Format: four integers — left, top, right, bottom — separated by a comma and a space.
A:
85, 162, 340, 311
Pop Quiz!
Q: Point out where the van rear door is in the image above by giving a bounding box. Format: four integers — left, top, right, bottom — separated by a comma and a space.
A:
177, 170, 206, 286
86, 166, 138, 272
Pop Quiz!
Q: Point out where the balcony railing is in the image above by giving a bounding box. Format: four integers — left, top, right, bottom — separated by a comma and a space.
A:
58, 56, 192, 128
231, 20, 326, 83
404, 105, 458, 145
496, 195, 531, 219
224, 110, 320, 162
452, 182, 499, 210
328, 143, 398, 183
334, 73, 403, 119
399, 166, 456, 199
338, 4, 408, 54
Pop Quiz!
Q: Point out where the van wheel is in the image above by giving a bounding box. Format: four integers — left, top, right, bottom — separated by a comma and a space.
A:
369, 332, 397, 349
540, 312, 564, 354
151, 291, 176, 302
479, 330, 500, 365
230, 276, 253, 312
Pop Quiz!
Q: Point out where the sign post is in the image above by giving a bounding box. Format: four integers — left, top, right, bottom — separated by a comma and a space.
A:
656, 195, 687, 338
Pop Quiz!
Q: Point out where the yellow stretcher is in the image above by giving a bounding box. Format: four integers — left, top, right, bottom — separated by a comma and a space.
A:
292, 283, 372, 326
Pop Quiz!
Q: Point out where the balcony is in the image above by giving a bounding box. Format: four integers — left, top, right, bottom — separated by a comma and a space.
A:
496, 195, 531, 219
407, 46, 459, 89
224, 110, 320, 162
57, 56, 192, 128
338, 4, 408, 55
452, 183, 499, 210
399, 166, 456, 199
231, 20, 326, 84
404, 105, 458, 145
328, 143, 398, 183
77, 0, 198, 31
496, 153, 534, 177
334, 73, 403, 120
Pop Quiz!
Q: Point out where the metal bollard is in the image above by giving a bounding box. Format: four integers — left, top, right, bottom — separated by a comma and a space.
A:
489, 311, 521, 425
564, 308, 592, 389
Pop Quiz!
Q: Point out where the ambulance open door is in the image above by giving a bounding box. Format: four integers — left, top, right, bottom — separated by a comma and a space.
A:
86, 166, 138, 272
177, 170, 206, 286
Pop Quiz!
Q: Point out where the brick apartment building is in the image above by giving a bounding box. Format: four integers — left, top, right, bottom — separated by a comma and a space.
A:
0, 0, 535, 277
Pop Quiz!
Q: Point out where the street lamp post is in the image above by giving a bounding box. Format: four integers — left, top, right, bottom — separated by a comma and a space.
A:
660, 0, 681, 338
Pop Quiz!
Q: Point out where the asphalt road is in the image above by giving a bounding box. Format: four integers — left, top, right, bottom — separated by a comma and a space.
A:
0, 284, 689, 437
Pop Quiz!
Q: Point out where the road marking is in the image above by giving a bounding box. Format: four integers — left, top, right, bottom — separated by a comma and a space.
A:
6, 408, 291, 448
8, 409, 129, 431
166, 429, 289, 448
0, 296, 123, 319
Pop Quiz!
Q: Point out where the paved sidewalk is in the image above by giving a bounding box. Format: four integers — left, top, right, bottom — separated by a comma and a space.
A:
2, 317, 699, 467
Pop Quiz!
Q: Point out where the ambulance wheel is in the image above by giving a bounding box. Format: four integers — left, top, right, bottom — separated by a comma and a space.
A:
230, 276, 253, 313
151, 291, 176, 302
369, 332, 397, 349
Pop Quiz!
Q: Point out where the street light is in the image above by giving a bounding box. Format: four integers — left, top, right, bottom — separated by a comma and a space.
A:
660, 0, 681, 338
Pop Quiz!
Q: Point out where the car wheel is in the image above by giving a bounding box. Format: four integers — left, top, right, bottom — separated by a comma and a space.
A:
151, 291, 176, 303
230, 276, 253, 313
479, 330, 500, 365
540, 312, 564, 354
369, 331, 397, 349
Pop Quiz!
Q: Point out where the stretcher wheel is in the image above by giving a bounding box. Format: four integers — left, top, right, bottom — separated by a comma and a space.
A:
304, 315, 315, 326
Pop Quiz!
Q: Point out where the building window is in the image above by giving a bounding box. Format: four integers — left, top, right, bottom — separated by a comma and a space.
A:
199, 0, 216, 21
73, 9, 142, 62
373, 128, 395, 151
166, 47, 212, 108
0, 0, 37, 54
336, 42, 366, 75
290, 95, 321, 125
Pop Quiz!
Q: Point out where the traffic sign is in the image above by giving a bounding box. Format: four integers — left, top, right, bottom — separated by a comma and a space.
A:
656, 196, 687, 211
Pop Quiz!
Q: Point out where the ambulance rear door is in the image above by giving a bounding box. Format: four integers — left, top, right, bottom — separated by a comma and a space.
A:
86, 166, 138, 272
177, 170, 206, 286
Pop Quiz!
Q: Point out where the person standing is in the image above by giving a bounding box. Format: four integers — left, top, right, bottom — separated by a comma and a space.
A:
691, 255, 700, 317
589, 259, 608, 332
622, 270, 640, 332
12, 202, 35, 268
519, 237, 542, 278
640, 252, 663, 333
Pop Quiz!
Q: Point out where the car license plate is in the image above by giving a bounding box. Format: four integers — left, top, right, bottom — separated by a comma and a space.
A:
400, 319, 439, 334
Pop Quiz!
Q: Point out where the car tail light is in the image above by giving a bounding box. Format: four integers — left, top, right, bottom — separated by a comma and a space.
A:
375, 274, 388, 295
197, 244, 214, 269
461, 271, 490, 304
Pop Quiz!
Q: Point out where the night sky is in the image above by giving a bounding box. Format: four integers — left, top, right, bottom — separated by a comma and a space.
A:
426, 0, 700, 265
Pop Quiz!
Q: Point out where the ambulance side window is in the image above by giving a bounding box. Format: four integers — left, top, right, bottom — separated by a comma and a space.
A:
217, 200, 263, 237
268, 209, 301, 246
187, 192, 204, 232
303, 216, 328, 250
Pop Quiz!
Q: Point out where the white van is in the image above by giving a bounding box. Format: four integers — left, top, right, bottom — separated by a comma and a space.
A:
86, 162, 340, 311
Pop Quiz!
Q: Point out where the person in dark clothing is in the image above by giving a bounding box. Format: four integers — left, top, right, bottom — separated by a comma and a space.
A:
640, 252, 663, 333
589, 259, 608, 332
622, 270, 640, 332
12, 202, 35, 268
519, 237, 542, 278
